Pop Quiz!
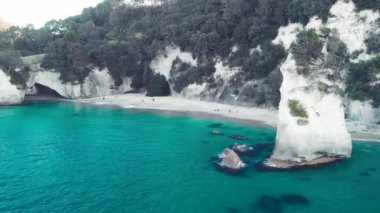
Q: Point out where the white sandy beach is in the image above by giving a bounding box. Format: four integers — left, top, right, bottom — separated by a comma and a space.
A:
77, 94, 380, 141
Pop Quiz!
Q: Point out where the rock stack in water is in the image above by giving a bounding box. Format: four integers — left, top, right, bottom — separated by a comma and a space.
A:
218, 148, 246, 171
262, 0, 370, 169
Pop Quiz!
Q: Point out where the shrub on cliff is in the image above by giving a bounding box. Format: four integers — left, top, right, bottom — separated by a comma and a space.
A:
288, 99, 309, 118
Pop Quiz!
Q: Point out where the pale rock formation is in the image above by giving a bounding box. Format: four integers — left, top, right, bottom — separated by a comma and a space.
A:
180, 83, 206, 99
271, 54, 352, 161
268, 0, 372, 164
348, 101, 380, 124
27, 67, 131, 99
326, 0, 379, 62
218, 148, 246, 169
0, 69, 25, 105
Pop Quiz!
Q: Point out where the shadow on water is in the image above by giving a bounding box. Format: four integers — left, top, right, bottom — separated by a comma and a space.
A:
225, 207, 240, 213
252, 193, 310, 213
253, 195, 283, 213
208, 123, 224, 128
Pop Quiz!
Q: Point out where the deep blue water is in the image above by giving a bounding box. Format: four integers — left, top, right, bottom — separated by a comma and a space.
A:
0, 102, 379, 212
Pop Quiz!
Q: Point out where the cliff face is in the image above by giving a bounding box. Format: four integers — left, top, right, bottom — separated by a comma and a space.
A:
269, 0, 380, 161
272, 53, 352, 161
18, 54, 131, 99
27, 67, 132, 99
0, 69, 24, 105
149, 45, 282, 107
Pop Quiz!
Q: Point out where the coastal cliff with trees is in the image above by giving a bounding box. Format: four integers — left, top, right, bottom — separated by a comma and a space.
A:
0, 0, 379, 125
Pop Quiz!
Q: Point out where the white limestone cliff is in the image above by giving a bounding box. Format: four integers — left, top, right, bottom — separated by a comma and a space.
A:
325, 0, 379, 62
0, 69, 25, 105
271, 54, 352, 161
267, 0, 380, 163
348, 101, 380, 125
27, 67, 131, 99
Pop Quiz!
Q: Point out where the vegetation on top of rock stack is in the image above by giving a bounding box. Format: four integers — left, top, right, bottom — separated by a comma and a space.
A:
291, 29, 324, 75
288, 99, 309, 119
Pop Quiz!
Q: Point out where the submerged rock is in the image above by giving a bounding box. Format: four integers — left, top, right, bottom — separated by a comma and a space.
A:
231, 143, 255, 156
358, 172, 370, 177
368, 168, 377, 172
208, 123, 223, 128
211, 130, 223, 135
201, 140, 209, 144
229, 135, 249, 140
281, 194, 309, 205
297, 177, 311, 182
225, 207, 240, 213
255, 195, 283, 213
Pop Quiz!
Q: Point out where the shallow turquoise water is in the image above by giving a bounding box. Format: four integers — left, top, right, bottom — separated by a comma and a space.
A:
0, 102, 379, 212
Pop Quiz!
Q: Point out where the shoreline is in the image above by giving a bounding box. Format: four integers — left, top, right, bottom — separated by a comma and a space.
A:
77, 94, 278, 127
76, 94, 380, 142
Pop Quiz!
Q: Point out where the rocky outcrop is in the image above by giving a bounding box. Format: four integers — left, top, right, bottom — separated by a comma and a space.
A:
265, 0, 380, 166
2, 54, 135, 105
27, 67, 132, 99
217, 148, 246, 170
271, 53, 352, 162
20, 53, 133, 100
0, 69, 25, 105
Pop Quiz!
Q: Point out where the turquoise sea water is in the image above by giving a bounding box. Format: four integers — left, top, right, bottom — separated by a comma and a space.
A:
0, 102, 379, 212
